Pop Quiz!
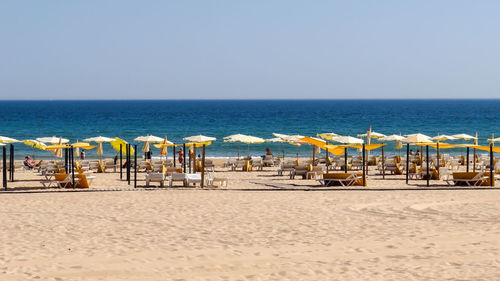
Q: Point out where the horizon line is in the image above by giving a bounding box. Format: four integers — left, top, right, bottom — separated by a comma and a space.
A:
0, 98, 499, 101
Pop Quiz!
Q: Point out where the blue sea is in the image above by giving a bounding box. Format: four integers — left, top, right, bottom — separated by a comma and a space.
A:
0, 100, 498, 159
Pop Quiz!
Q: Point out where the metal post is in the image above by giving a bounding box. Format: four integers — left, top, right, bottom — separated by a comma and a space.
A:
312, 145, 315, 166
426, 145, 430, 187
183, 143, 187, 173
189, 146, 192, 173
3, 146, 7, 189
473, 148, 476, 172
362, 144, 366, 186
406, 144, 409, 184
325, 148, 329, 172
381, 145, 385, 179
71, 146, 75, 187
120, 144, 123, 180
466, 147, 470, 172
344, 147, 348, 173
134, 144, 137, 188
173, 145, 176, 167
127, 144, 131, 185
490, 144, 494, 187
201, 144, 206, 188
65, 148, 69, 174
193, 146, 197, 173
10, 144, 14, 182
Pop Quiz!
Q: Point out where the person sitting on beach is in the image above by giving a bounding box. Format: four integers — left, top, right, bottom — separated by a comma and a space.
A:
24, 156, 42, 169
416, 149, 420, 156
262, 147, 273, 159
409, 149, 414, 156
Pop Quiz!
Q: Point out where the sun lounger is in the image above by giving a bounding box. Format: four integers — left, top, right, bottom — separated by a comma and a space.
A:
206, 172, 228, 187
318, 172, 363, 187
146, 172, 165, 187
447, 172, 490, 186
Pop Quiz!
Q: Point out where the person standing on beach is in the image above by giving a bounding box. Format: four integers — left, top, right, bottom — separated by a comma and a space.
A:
81, 150, 86, 160
177, 149, 184, 165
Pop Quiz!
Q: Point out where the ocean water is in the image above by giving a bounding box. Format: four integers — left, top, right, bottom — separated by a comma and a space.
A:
0, 100, 498, 159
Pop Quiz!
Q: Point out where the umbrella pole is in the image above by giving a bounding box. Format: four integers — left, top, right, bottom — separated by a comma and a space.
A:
201, 144, 206, 188
10, 144, 14, 182
172, 144, 175, 167
127, 144, 131, 185
382, 145, 385, 179
466, 147, 470, 172
406, 144, 409, 184
436, 142, 440, 177
326, 148, 329, 172
362, 144, 366, 186
312, 145, 315, 166
344, 147, 348, 173
120, 144, 123, 180
183, 143, 187, 173
490, 144, 494, 187
3, 146, 7, 190
193, 146, 197, 173
189, 146, 192, 173
71, 146, 75, 188
64, 148, 68, 174
426, 145, 430, 187
173, 145, 176, 167
134, 144, 137, 188
473, 148, 476, 172
238, 143, 240, 159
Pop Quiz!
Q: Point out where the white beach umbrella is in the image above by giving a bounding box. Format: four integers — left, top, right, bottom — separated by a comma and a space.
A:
0, 136, 21, 143
84, 136, 114, 157
431, 135, 457, 141
331, 136, 364, 144
401, 133, 432, 143
224, 134, 265, 157
357, 132, 386, 138
183, 135, 217, 143
135, 135, 165, 153
378, 134, 405, 141
37, 136, 70, 144
451, 134, 477, 140
488, 137, 500, 143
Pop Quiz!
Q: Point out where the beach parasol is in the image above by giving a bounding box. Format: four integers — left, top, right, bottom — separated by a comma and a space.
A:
111, 137, 134, 155
224, 134, 265, 157
134, 135, 164, 153
401, 134, 432, 144
23, 139, 47, 160
83, 136, 114, 158
431, 135, 457, 141
357, 131, 386, 138
0, 136, 21, 143
36, 136, 70, 144
379, 134, 405, 154
317, 133, 339, 141
158, 136, 174, 157
183, 135, 216, 187
330, 136, 364, 144
451, 134, 477, 140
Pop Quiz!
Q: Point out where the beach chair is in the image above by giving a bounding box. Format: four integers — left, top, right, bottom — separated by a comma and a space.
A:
104, 160, 118, 172
263, 155, 275, 167
306, 165, 324, 179
449, 172, 488, 186
205, 172, 228, 187
146, 172, 165, 187
75, 174, 95, 188
232, 160, 246, 171
290, 165, 308, 179
169, 173, 187, 187
278, 162, 296, 176
50, 173, 79, 188
204, 159, 215, 172
318, 172, 362, 187
251, 159, 263, 171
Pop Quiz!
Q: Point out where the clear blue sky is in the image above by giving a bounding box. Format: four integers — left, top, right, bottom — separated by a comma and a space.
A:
1, 1, 499, 99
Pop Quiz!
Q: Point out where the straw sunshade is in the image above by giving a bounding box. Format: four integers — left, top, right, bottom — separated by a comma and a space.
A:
0, 136, 20, 143
37, 136, 70, 144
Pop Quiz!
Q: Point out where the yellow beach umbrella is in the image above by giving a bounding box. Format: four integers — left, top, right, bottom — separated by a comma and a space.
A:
317, 133, 339, 141
452, 134, 477, 141
159, 136, 173, 156
110, 138, 134, 155
23, 139, 47, 150
44, 144, 71, 150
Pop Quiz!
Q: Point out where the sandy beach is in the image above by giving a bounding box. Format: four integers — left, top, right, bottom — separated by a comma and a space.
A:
1, 160, 499, 280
